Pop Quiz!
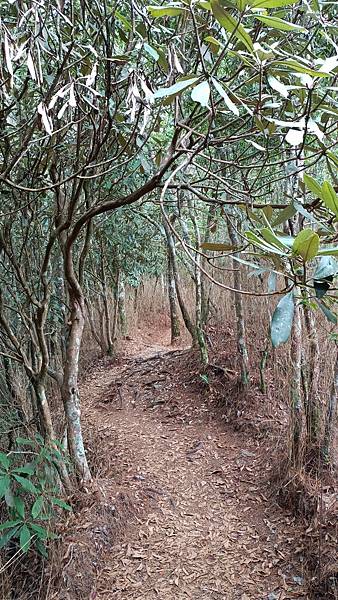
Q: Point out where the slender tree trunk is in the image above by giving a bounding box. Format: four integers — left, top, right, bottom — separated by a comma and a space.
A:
162, 215, 196, 341
167, 249, 180, 343
118, 276, 127, 336
322, 346, 338, 463
61, 292, 91, 482
303, 301, 321, 450
289, 295, 306, 469
103, 290, 113, 355
111, 274, 120, 350
189, 204, 208, 364
227, 217, 249, 386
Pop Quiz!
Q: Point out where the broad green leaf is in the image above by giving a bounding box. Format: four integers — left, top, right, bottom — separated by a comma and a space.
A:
261, 228, 289, 250
201, 242, 236, 251
0, 452, 10, 470
0, 476, 10, 498
36, 539, 48, 558
245, 231, 286, 255
19, 525, 31, 553
147, 5, 185, 17
211, 1, 254, 53
293, 229, 319, 261
275, 59, 329, 78
212, 78, 239, 115
321, 181, 338, 217
143, 43, 159, 61
13, 496, 25, 519
191, 80, 210, 108
13, 475, 39, 495
154, 77, 198, 99
15, 437, 35, 447
52, 497, 72, 511
252, 0, 298, 6
303, 174, 322, 198
0, 527, 19, 549
12, 464, 35, 475
32, 496, 44, 519
0, 520, 22, 531
255, 16, 306, 31
272, 204, 297, 227
316, 300, 337, 324
326, 152, 338, 167
270, 292, 294, 348
30, 523, 49, 539
318, 246, 338, 256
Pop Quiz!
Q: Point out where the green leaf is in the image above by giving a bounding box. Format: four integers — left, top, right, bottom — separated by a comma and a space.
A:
0, 475, 10, 498
191, 80, 210, 107
15, 438, 35, 447
255, 15, 306, 31
321, 181, 338, 218
30, 523, 49, 540
292, 229, 319, 262
52, 497, 72, 512
19, 525, 31, 553
261, 228, 289, 250
36, 539, 48, 558
318, 246, 338, 256
13, 496, 25, 519
211, 1, 254, 53
251, 0, 298, 6
316, 300, 337, 324
245, 231, 286, 255
270, 292, 295, 348
31, 496, 44, 519
0, 519, 22, 531
212, 78, 239, 115
13, 475, 39, 495
154, 77, 198, 99
147, 4, 186, 17
272, 204, 297, 227
12, 464, 35, 475
0, 527, 19, 549
303, 174, 322, 198
0, 452, 10, 470
275, 59, 329, 78
143, 43, 159, 61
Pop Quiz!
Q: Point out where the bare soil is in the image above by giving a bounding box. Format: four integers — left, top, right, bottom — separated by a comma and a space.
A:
54, 329, 310, 600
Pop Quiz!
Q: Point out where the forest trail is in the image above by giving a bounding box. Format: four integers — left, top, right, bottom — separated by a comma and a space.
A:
61, 329, 307, 600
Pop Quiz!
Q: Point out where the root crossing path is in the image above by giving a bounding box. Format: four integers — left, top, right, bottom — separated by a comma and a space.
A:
62, 334, 307, 600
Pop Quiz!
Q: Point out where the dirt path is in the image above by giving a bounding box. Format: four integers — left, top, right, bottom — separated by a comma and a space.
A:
62, 333, 308, 600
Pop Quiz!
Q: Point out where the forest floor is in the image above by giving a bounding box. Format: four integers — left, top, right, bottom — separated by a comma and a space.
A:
54, 327, 309, 600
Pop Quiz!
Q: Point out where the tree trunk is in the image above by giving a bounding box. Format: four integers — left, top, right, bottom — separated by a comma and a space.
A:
289, 296, 305, 469
322, 346, 338, 463
61, 293, 91, 482
167, 249, 180, 344
162, 215, 196, 341
227, 217, 249, 386
118, 276, 127, 337
303, 301, 321, 451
